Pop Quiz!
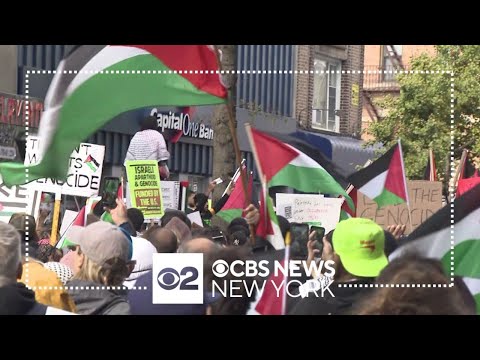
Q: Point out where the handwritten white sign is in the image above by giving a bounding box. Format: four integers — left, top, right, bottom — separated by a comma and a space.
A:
276, 194, 342, 233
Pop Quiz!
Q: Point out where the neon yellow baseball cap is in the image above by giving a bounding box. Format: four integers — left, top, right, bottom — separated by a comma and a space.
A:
332, 218, 388, 278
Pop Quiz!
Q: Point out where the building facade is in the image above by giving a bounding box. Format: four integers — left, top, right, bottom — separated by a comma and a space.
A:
0, 45, 375, 195
362, 45, 436, 141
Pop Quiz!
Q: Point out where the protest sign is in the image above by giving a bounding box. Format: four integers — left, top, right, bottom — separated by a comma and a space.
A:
25, 136, 105, 197
275, 194, 342, 234
125, 160, 163, 219
0, 175, 41, 224
161, 181, 180, 210
356, 180, 443, 233
187, 211, 203, 227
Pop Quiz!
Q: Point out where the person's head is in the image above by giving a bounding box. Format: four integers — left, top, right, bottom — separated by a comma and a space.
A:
194, 193, 209, 212
161, 210, 192, 229
187, 188, 197, 208
277, 216, 290, 240
205, 246, 255, 315
178, 237, 220, 255
9, 213, 39, 253
355, 254, 476, 315
191, 226, 227, 246
36, 244, 63, 263
229, 230, 248, 247
68, 221, 135, 286
164, 216, 192, 243
140, 115, 158, 131
127, 208, 145, 233
331, 218, 388, 281
0, 222, 22, 287
228, 218, 249, 236
143, 226, 178, 253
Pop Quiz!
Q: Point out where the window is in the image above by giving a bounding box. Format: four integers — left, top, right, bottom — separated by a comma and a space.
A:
312, 58, 341, 132
382, 45, 403, 81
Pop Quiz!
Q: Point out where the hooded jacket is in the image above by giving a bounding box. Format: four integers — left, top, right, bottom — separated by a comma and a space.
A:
288, 279, 374, 315
67, 279, 130, 315
0, 283, 47, 315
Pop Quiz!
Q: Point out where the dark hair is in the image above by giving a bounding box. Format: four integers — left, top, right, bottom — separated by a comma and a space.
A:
127, 208, 145, 232
229, 231, 248, 247
192, 226, 227, 246
355, 254, 475, 315
140, 115, 158, 131
143, 225, 178, 253
86, 214, 101, 226
383, 230, 398, 257
161, 210, 192, 229
277, 216, 290, 239
36, 244, 56, 263
205, 246, 255, 315
194, 193, 208, 207
228, 218, 249, 234
325, 229, 334, 251
227, 225, 248, 237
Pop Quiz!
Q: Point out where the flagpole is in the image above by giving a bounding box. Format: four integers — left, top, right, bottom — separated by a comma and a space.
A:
282, 230, 291, 316
213, 46, 255, 245
50, 191, 62, 246
222, 159, 246, 198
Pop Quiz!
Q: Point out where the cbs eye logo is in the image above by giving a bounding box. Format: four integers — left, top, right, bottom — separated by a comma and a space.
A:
157, 267, 199, 290
152, 253, 204, 304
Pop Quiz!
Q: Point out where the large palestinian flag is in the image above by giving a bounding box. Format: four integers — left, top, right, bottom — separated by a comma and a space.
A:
347, 141, 408, 208
246, 126, 353, 210
0, 45, 227, 187
390, 183, 480, 313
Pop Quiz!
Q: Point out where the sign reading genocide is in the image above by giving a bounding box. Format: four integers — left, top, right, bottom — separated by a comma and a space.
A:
125, 160, 163, 219
356, 180, 443, 234
0, 175, 41, 224
25, 136, 105, 197
275, 193, 343, 234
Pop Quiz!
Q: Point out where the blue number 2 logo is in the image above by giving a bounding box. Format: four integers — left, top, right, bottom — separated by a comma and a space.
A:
157, 267, 199, 290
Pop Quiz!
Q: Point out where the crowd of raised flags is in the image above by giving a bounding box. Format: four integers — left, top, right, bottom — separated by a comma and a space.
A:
0, 45, 478, 315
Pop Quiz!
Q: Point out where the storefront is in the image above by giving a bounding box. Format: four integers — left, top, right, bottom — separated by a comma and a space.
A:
0, 92, 44, 161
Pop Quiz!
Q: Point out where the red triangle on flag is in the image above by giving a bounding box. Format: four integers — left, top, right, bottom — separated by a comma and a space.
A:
250, 128, 298, 182
384, 145, 408, 202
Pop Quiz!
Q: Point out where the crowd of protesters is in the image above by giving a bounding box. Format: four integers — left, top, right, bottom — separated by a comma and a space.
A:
0, 115, 475, 315
0, 181, 475, 315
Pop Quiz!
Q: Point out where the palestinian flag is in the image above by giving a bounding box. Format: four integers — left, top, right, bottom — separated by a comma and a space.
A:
423, 149, 437, 181
84, 155, 100, 172
256, 181, 285, 250
340, 185, 357, 220
458, 155, 477, 181
390, 183, 480, 314
216, 168, 252, 224
347, 141, 408, 208
246, 126, 353, 210
0, 45, 227, 187
56, 206, 86, 248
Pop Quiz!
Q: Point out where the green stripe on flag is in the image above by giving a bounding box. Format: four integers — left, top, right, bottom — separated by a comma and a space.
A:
373, 188, 405, 208
0, 54, 226, 186
441, 240, 480, 278
216, 209, 243, 224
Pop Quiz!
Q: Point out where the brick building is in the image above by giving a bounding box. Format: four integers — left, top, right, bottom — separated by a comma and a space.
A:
295, 45, 364, 138
362, 45, 436, 140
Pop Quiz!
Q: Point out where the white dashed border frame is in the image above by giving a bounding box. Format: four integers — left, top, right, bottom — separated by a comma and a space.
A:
25, 69, 454, 291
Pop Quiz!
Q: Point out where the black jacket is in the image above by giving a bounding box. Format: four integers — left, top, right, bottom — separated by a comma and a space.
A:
289, 279, 374, 315
195, 194, 230, 221
0, 283, 47, 315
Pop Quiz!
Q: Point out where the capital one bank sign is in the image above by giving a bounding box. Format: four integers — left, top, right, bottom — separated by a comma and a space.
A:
150, 108, 214, 140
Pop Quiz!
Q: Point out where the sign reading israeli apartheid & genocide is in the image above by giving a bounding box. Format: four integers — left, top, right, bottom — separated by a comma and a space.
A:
125, 160, 163, 219
356, 180, 443, 233
25, 136, 105, 197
